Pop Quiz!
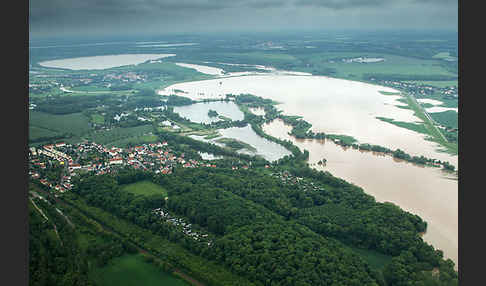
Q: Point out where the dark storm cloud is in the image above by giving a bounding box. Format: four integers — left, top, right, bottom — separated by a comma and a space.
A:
29, 0, 457, 37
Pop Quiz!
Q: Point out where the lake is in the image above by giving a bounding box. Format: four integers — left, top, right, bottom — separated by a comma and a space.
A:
172, 101, 244, 124
263, 119, 458, 266
190, 125, 291, 162
38, 54, 175, 70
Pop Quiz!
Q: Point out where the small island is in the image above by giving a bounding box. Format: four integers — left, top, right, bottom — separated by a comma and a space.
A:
216, 138, 257, 152
208, 109, 219, 118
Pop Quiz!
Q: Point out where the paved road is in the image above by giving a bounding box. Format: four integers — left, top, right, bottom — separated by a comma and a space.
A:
408, 93, 448, 143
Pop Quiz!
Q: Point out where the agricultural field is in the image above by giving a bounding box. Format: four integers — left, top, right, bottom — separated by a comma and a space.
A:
29, 111, 91, 137
120, 181, 168, 197
106, 134, 159, 148
394, 94, 458, 154
91, 114, 105, 124
29, 126, 62, 141
430, 110, 458, 129
309, 53, 456, 80
70, 85, 112, 92
86, 125, 154, 145
90, 254, 189, 286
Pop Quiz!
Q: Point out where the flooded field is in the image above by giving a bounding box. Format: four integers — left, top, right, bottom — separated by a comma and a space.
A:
158, 74, 457, 167
173, 101, 244, 124
175, 63, 224, 76
190, 125, 291, 162
38, 54, 175, 70
263, 119, 458, 266
426, 106, 458, 113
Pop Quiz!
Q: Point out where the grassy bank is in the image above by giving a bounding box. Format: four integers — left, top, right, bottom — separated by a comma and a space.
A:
399, 94, 457, 155
90, 254, 189, 286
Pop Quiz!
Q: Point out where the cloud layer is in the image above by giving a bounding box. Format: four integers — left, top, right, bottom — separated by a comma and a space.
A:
29, 0, 458, 37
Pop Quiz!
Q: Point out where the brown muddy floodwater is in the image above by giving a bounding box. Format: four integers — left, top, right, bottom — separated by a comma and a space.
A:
263, 119, 458, 267
158, 69, 458, 268
158, 74, 457, 168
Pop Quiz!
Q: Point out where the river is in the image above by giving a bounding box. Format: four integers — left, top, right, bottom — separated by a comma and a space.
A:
159, 69, 458, 267
263, 119, 458, 266
158, 74, 457, 168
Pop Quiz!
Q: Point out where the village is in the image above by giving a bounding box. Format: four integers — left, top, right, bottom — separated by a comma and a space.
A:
29, 69, 149, 95
370, 78, 458, 100
28, 140, 221, 194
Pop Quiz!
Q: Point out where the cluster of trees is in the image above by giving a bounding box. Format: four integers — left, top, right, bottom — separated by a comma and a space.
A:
207, 109, 219, 118
70, 166, 457, 285
109, 83, 133, 91
233, 93, 455, 171
233, 93, 275, 106
34, 94, 109, 115
72, 170, 379, 286
155, 128, 269, 167
166, 94, 194, 106
230, 93, 454, 172
28, 183, 137, 286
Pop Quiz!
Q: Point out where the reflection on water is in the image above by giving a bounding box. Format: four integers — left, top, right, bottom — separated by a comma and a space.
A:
263, 119, 458, 267
173, 101, 244, 124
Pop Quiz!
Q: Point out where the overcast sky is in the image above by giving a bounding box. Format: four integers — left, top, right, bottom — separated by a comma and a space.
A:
29, 0, 458, 38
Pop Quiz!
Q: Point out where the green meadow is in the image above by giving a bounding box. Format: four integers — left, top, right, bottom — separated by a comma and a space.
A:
120, 181, 168, 197
87, 125, 154, 145
90, 254, 189, 286
29, 111, 91, 136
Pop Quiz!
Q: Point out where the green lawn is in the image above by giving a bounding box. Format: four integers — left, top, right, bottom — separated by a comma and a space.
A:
120, 181, 168, 197
90, 254, 189, 286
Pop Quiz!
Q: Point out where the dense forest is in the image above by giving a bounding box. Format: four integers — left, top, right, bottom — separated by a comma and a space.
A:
28, 184, 139, 286
54, 161, 458, 286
